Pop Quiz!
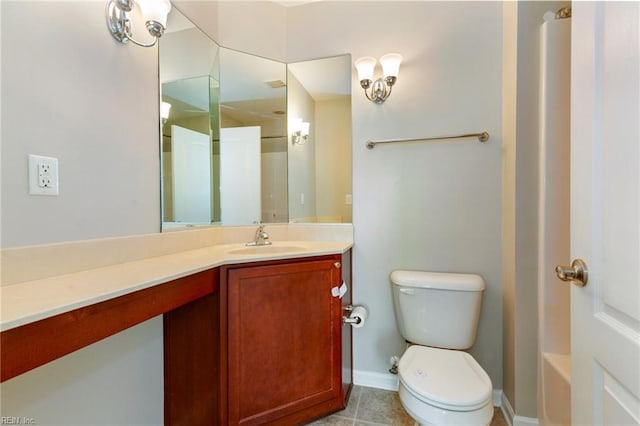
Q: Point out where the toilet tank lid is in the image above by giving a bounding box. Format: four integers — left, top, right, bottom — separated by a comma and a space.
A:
390, 270, 485, 291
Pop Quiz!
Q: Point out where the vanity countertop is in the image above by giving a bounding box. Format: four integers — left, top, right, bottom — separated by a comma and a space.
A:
0, 240, 352, 332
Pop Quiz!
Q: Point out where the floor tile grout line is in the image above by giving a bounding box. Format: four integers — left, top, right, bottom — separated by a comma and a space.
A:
351, 386, 361, 425
352, 421, 391, 426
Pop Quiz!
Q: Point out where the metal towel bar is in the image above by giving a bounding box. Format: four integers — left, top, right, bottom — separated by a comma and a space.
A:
365, 131, 489, 149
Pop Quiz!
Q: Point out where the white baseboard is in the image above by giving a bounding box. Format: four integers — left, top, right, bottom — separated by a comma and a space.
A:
354, 369, 504, 409
502, 393, 515, 426
353, 369, 399, 391
501, 392, 539, 426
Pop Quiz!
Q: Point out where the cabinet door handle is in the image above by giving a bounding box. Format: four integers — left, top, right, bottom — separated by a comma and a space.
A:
333, 262, 341, 269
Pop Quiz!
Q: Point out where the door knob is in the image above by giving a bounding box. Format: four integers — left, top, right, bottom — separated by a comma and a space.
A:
555, 258, 589, 287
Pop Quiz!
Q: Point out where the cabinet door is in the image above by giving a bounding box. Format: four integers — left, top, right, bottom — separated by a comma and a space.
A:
227, 258, 343, 425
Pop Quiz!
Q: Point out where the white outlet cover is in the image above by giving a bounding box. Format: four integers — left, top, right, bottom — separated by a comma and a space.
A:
28, 154, 59, 195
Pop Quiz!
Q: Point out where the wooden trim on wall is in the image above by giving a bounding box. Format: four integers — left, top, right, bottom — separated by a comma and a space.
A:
1, 269, 217, 382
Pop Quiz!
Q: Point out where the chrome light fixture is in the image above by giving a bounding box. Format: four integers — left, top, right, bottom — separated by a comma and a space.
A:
354, 53, 403, 104
291, 118, 310, 145
106, 0, 172, 47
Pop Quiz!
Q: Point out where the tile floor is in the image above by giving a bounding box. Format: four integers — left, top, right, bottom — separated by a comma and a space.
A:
308, 385, 508, 426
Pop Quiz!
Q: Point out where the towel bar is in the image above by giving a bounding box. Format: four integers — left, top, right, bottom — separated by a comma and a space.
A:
366, 131, 489, 149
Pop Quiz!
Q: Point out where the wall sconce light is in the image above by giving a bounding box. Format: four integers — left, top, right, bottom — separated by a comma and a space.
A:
106, 0, 172, 47
161, 101, 172, 123
354, 53, 403, 104
291, 118, 310, 145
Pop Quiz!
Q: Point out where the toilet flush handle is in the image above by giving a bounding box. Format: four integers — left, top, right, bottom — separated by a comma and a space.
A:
399, 288, 415, 295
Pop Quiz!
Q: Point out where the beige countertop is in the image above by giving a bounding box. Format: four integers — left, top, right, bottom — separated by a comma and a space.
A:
0, 239, 352, 332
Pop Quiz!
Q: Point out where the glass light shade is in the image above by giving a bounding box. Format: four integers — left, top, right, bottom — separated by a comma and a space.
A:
354, 57, 376, 81
380, 53, 403, 78
291, 117, 303, 132
137, 0, 171, 27
300, 121, 310, 136
161, 101, 172, 119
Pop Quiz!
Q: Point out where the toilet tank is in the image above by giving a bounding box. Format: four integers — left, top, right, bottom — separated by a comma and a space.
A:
390, 270, 485, 350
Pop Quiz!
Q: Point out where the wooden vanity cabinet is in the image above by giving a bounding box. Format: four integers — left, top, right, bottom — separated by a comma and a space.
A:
221, 254, 351, 425
164, 251, 353, 426
164, 291, 220, 426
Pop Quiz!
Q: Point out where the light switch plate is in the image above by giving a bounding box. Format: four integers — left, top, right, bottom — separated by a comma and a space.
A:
346, 194, 353, 205
28, 154, 59, 195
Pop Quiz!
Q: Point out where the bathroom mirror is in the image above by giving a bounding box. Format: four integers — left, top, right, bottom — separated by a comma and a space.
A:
219, 47, 288, 225
159, 7, 352, 229
288, 56, 352, 223
160, 9, 221, 228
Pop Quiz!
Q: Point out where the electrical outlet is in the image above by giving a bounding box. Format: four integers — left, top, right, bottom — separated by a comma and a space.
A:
38, 163, 52, 187
29, 154, 59, 196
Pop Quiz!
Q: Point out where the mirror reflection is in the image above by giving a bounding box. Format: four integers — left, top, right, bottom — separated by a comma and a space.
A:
160, 10, 220, 227
159, 8, 352, 230
288, 56, 352, 223
219, 48, 288, 225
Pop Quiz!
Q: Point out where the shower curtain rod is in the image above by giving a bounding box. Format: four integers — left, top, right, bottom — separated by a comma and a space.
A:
365, 131, 489, 149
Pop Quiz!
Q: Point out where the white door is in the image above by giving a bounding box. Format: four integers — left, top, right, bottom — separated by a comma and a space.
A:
220, 126, 261, 225
569, 3, 640, 424
172, 125, 212, 224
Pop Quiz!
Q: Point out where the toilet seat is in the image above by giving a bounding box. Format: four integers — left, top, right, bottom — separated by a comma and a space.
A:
398, 345, 492, 411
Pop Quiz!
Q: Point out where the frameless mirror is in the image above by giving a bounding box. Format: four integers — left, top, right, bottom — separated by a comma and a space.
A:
159, 8, 352, 230
288, 55, 352, 223
219, 48, 288, 225
160, 9, 220, 229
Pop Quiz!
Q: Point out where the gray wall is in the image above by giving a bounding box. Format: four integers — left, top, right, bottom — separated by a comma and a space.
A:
0, 2, 164, 423
286, 0, 504, 391
1, 2, 160, 248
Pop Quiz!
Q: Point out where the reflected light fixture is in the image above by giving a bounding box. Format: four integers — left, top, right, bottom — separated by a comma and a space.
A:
354, 53, 403, 104
106, 0, 172, 47
160, 101, 172, 123
291, 118, 310, 145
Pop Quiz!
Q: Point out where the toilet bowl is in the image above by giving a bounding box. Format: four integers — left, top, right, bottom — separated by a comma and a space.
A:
397, 345, 493, 425
390, 270, 493, 425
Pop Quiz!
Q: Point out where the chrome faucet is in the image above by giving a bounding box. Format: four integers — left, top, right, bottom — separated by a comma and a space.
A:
246, 223, 272, 246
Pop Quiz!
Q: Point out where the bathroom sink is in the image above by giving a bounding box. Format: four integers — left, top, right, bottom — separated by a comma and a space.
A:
227, 245, 307, 255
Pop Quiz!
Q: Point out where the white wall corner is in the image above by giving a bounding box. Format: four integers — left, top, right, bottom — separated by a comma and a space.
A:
501, 392, 540, 426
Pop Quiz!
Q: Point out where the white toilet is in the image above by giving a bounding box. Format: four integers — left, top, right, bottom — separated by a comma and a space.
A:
390, 270, 493, 426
